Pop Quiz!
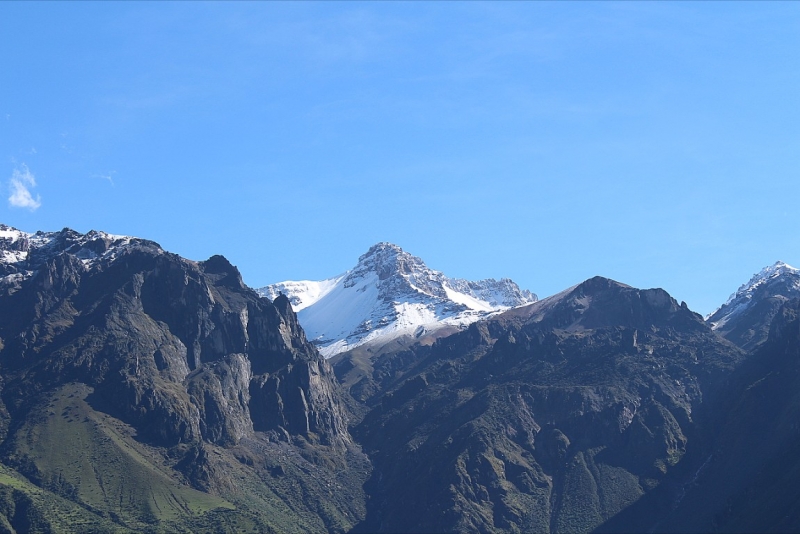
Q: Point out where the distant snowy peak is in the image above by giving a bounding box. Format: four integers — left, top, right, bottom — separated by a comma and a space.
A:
258, 242, 537, 357
724, 261, 799, 306
344, 242, 536, 308
708, 261, 800, 330
0, 224, 159, 285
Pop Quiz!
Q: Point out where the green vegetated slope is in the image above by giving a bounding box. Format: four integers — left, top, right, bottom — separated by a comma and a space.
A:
0, 462, 130, 534
0, 380, 367, 534
3, 382, 232, 528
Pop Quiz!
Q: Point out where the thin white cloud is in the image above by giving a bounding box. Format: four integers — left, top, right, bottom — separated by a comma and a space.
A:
94, 171, 116, 186
8, 164, 42, 211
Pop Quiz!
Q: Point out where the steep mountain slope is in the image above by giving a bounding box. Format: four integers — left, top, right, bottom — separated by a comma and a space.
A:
707, 261, 800, 351
0, 224, 368, 532
347, 276, 743, 533
259, 243, 536, 357
604, 297, 800, 533
664, 298, 800, 532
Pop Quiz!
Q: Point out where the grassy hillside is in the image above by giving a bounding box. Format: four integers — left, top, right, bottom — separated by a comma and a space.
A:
2, 383, 233, 530
0, 382, 368, 533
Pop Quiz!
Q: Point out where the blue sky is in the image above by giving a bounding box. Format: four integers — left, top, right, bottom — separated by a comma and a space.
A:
2, 2, 799, 315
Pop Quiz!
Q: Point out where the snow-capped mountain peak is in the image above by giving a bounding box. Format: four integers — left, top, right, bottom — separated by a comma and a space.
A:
344, 242, 441, 297
354, 242, 419, 278
258, 243, 537, 357
707, 261, 800, 331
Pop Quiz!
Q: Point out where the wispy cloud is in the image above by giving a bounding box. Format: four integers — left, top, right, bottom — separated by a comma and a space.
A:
8, 164, 42, 211
94, 171, 116, 186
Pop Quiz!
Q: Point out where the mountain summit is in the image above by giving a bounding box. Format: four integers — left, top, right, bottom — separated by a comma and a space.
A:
706, 261, 800, 350
259, 243, 537, 357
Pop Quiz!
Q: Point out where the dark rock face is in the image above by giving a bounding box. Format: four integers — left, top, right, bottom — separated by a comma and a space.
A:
625, 298, 800, 533
344, 277, 743, 533
0, 232, 349, 449
186, 353, 253, 446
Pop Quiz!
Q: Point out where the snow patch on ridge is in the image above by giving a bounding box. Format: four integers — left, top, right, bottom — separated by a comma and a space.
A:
0, 224, 154, 288
443, 285, 495, 312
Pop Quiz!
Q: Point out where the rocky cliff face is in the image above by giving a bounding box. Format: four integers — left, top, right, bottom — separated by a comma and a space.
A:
0, 225, 364, 532
0, 227, 349, 448
346, 277, 743, 533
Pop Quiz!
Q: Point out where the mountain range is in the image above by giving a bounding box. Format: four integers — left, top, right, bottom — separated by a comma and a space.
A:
1, 223, 800, 533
